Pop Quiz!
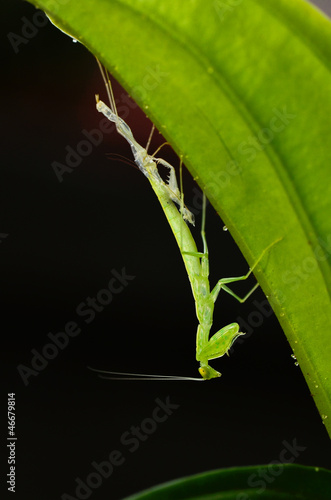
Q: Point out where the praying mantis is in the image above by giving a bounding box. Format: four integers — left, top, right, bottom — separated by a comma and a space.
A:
94, 62, 278, 381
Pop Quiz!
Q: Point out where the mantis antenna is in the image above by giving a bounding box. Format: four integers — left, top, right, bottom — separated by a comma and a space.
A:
88, 367, 203, 382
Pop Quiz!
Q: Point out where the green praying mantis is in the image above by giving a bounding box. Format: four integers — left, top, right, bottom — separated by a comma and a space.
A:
93, 62, 279, 381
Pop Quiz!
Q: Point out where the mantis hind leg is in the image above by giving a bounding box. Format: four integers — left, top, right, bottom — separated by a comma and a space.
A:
210, 237, 282, 304
210, 273, 259, 304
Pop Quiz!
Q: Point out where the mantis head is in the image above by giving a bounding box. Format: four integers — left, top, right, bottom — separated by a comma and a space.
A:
198, 364, 222, 380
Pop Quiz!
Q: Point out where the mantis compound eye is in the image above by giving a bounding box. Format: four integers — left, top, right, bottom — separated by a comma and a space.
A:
198, 367, 209, 380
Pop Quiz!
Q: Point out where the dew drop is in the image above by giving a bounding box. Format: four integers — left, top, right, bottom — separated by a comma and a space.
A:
322, 414, 328, 420
315, 385, 319, 388
294, 362, 299, 366
280, 312, 285, 317
223, 225, 228, 231
291, 354, 297, 360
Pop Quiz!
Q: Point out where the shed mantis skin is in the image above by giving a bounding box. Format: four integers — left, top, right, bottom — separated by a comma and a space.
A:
95, 67, 276, 380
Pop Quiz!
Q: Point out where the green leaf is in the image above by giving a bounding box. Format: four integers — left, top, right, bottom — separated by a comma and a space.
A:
122, 464, 331, 499
28, 0, 331, 436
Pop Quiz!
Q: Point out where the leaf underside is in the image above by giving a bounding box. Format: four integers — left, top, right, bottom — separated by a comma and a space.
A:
28, 0, 331, 436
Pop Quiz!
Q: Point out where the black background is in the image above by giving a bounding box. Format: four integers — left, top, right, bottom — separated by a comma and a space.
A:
2, 1, 331, 499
